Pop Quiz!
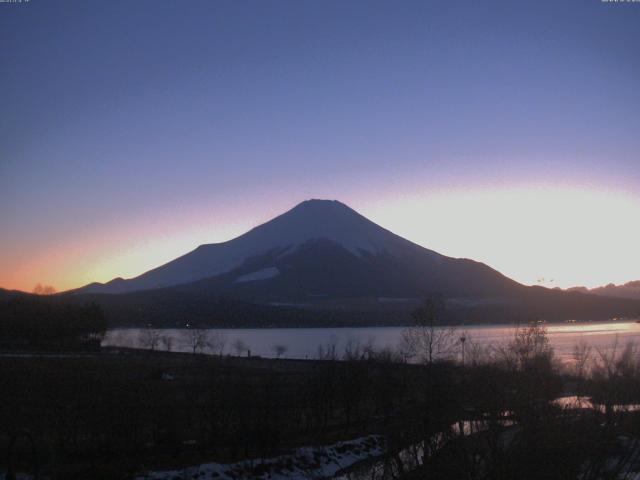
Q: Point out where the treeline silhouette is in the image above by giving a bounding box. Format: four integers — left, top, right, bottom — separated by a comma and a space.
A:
0, 297, 107, 351
63, 285, 640, 328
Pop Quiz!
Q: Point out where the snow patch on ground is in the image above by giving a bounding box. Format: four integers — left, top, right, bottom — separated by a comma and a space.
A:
235, 267, 280, 283
134, 435, 385, 480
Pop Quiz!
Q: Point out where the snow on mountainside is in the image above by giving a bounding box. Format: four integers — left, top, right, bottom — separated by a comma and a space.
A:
79, 200, 439, 294
235, 267, 280, 283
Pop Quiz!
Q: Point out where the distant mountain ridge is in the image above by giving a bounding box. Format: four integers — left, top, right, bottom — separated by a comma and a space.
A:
567, 281, 640, 300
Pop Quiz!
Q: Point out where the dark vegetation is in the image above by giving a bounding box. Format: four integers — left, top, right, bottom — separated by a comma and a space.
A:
0, 297, 107, 351
2, 329, 640, 479
5, 283, 640, 329
3, 297, 640, 479
61, 286, 640, 328
0, 350, 423, 479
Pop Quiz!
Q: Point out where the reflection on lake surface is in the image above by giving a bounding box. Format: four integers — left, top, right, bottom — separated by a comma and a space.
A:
103, 321, 640, 362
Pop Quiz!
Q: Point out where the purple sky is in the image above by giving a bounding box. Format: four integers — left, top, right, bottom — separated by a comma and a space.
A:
1, 0, 639, 291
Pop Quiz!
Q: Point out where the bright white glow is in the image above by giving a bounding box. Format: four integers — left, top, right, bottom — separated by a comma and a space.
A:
363, 185, 640, 289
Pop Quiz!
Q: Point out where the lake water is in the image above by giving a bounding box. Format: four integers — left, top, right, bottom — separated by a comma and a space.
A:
103, 320, 640, 362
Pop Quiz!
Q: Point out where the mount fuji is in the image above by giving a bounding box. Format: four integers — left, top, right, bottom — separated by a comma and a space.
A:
71, 200, 640, 326
78, 199, 519, 298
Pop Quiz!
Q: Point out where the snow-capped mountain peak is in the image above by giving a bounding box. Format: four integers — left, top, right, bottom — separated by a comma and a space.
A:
79, 199, 430, 294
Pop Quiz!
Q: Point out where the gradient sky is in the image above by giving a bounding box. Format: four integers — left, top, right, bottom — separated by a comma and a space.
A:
1, 0, 639, 292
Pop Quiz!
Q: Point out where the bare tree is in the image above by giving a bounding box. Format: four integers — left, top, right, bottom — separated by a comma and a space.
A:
207, 331, 227, 356
33, 283, 57, 295
138, 328, 161, 351
232, 338, 248, 356
342, 336, 376, 361
160, 334, 174, 352
317, 336, 339, 361
181, 328, 210, 355
271, 343, 288, 359
366, 345, 406, 363
342, 337, 363, 361
495, 323, 553, 371
401, 295, 456, 364
590, 339, 640, 421
463, 334, 493, 366
572, 340, 592, 399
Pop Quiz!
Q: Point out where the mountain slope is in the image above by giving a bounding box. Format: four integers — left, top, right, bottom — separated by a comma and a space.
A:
170, 237, 521, 302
